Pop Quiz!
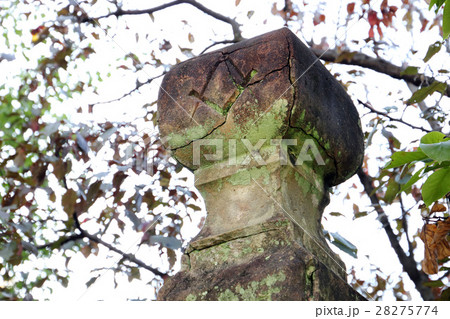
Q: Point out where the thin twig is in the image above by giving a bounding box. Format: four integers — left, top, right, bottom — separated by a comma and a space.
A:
73, 213, 166, 277
94, 72, 165, 105
358, 99, 432, 133
84, 0, 243, 42
199, 40, 239, 55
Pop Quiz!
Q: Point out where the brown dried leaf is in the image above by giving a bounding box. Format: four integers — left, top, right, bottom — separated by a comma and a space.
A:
167, 248, 177, 269
422, 246, 438, 274
81, 245, 91, 258
420, 221, 450, 274
14, 148, 26, 167
347, 3, 355, 15
434, 218, 450, 239
112, 171, 127, 190
420, 224, 438, 274
62, 189, 77, 216
431, 202, 447, 213
434, 219, 450, 259
90, 241, 99, 256
436, 240, 450, 260
52, 159, 66, 180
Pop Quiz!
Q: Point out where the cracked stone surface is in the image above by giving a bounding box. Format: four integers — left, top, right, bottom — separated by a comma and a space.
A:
157, 28, 365, 301
158, 27, 363, 186
158, 221, 365, 301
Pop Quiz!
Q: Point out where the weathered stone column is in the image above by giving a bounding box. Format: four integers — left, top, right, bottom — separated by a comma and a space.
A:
157, 28, 365, 301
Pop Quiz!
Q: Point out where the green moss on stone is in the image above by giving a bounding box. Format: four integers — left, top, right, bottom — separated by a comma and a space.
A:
205, 100, 226, 116
167, 120, 215, 148
218, 289, 239, 301
227, 169, 251, 185
249, 166, 270, 185
185, 294, 197, 301
217, 271, 286, 301
226, 166, 271, 186
294, 172, 311, 194
244, 99, 288, 144
305, 262, 317, 299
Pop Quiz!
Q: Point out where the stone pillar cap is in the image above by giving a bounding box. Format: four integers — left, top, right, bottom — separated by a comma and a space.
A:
158, 28, 364, 185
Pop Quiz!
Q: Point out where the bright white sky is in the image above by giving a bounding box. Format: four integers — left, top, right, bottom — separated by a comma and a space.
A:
0, 0, 449, 301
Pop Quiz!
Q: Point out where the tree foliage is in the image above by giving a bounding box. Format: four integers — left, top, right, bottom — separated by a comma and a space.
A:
0, 0, 449, 300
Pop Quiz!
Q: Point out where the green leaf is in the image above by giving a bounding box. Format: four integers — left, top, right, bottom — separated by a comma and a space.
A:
328, 232, 357, 258
420, 131, 447, 144
407, 81, 447, 104
423, 41, 442, 62
423, 279, 444, 287
419, 131, 450, 162
384, 150, 428, 169
400, 166, 426, 193
400, 66, 419, 76
127, 267, 140, 282
428, 0, 437, 10
329, 212, 344, 217
430, 0, 446, 11
86, 180, 102, 206
422, 167, 450, 206
420, 140, 450, 162
34, 277, 47, 288
444, 0, 450, 39
384, 178, 400, 203
353, 211, 368, 219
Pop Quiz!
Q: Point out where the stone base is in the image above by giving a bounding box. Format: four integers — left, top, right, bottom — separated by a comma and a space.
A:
157, 220, 365, 301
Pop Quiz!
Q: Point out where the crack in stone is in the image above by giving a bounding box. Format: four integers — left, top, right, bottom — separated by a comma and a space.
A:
246, 64, 289, 88
224, 58, 245, 86
286, 35, 295, 127
186, 222, 288, 254
170, 33, 341, 185
188, 59, 223, 122
283, 34, 339, 185
170, 50, 288, 152
216, 40, 266, 56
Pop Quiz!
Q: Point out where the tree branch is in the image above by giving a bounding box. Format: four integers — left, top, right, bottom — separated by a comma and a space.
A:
399, 196, 415, 259
199, 39, 240, 55
84, 0, 243, 42
358, 99, 432, 133
311, 48, 450, 98
406, 83, 443, 132
94, 72, 165, 106
73, 214, 167, 278
357, 167, 433, 300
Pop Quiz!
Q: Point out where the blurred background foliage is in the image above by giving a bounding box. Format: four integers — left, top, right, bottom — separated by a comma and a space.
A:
0, 0, 448, 300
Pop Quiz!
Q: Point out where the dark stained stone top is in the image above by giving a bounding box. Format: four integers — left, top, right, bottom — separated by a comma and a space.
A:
157, 28, 364, 186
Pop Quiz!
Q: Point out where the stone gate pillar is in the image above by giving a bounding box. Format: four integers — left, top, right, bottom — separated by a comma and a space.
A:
157, 28, 365, 301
